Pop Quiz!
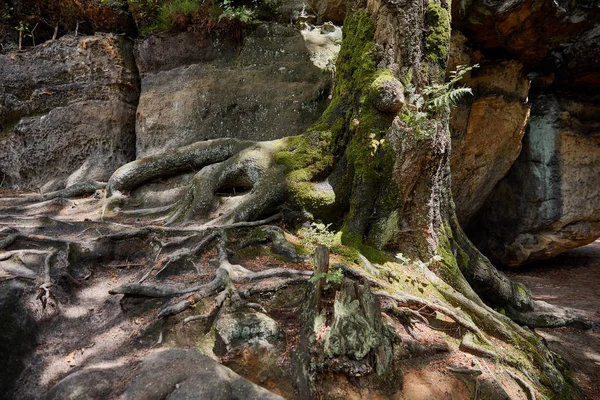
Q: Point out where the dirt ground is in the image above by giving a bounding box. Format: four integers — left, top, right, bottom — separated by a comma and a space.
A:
505, 240, 600, 400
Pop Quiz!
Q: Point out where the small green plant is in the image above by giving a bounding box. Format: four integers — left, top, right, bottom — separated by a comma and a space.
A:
395, 253, 442, 272
300, 222, 336, 253
15, 20, 32, 50
400, 64, 478, 128
218, 0, 258, 24
368, 132, 386, 156
2, 4, 13, 22
308, 267, 344, 289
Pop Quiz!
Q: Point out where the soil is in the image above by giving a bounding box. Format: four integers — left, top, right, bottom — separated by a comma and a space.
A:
505, 239, 600, 400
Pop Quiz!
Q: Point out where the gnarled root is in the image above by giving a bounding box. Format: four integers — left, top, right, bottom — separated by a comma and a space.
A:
165, 142, 288, 225
110, 243, 311, 318
102, 139, 289, 228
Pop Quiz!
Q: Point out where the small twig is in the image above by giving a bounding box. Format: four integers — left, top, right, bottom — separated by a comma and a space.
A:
31, 22, 39, 46
109, 263, 145, 269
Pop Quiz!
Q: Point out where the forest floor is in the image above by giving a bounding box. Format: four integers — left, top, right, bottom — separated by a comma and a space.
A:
506, 239, 600, 400
2, 189, 599, 399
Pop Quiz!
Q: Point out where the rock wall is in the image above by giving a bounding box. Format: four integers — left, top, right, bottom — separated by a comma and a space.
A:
449, 33, 530, 225
450, 0, 600, 265
134, 24, 332, 157
0, 33, 139, 190
472, 94, 600, 266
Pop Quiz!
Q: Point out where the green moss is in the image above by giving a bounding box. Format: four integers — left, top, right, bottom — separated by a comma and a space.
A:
341, 231, 394, 264
369, 69, 396, 92
456, 245, 470, 270
367, 210, 400, 249
425, 2, 451, 65
434, 222, 476, 298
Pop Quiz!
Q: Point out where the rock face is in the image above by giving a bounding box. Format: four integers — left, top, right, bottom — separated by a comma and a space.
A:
450, 0, 600, 263
309, 0, 346, 23
0, 282, 37, 400
472, 94, 600, 266
450, 49, 531, 225
134, 24, 331, 157
453, 0, 600, 68
215, 311, 284, 353
0, 34, 139, 190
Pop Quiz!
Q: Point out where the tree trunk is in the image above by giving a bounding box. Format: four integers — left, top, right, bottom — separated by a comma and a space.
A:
271, 0, 526, 312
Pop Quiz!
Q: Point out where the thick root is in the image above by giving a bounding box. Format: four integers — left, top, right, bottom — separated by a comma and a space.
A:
166, 141, 287, 225
450, 211, 533, 312
106, 139, 255, 197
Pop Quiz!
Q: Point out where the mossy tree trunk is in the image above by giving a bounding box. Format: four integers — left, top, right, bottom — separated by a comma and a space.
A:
271, 0, 528, 312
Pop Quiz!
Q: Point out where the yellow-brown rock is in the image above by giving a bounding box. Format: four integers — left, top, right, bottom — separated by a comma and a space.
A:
450, 55, 530, 225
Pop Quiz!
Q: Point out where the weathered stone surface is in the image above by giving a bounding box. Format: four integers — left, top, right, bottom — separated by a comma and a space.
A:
453, 0, 600, 93
450, 62, 530, 225
215, 311, 283, 352
454, 0, 600, 67
449, 32, 531, 226
473, 94, 600, 266
124, 349, 284, 400
44, 349, 284, 400
451, 95, 529, 226
135, 24, 331, 157
0, 282, 37, 400
133, 31, 237, 76
550, 24, 600, 90
0, 33, 139, 190
44, 366, 122, 400
308, 0, 346, 23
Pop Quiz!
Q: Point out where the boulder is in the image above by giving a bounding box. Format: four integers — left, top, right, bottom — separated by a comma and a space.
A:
124, 349, 284, 400
450, 45, 531, 225
134, 24, 331, 157
44, 349, 284, 400
45, 366, 122, 400
473, 94, 600, 266
215, 311, 284, 353
0, 33, 139, 190
0, 282, 37, 400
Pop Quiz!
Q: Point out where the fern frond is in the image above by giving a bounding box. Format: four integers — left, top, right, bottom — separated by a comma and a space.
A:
429, 86, 472, 109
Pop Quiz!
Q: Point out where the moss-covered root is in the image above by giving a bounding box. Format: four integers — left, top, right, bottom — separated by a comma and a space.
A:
106, 138, 256, 197
450, 213, 531, 311
166, 141, 288, 226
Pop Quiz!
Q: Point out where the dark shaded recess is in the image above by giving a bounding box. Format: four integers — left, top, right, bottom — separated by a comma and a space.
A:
0, 281, 38, 400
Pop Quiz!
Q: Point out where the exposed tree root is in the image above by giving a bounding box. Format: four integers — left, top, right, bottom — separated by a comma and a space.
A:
507, 370, 537, 400
376, 291, 493, 347
110, 240, 311, 319
460, 332, 497, 359
0, 181, 104, 206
